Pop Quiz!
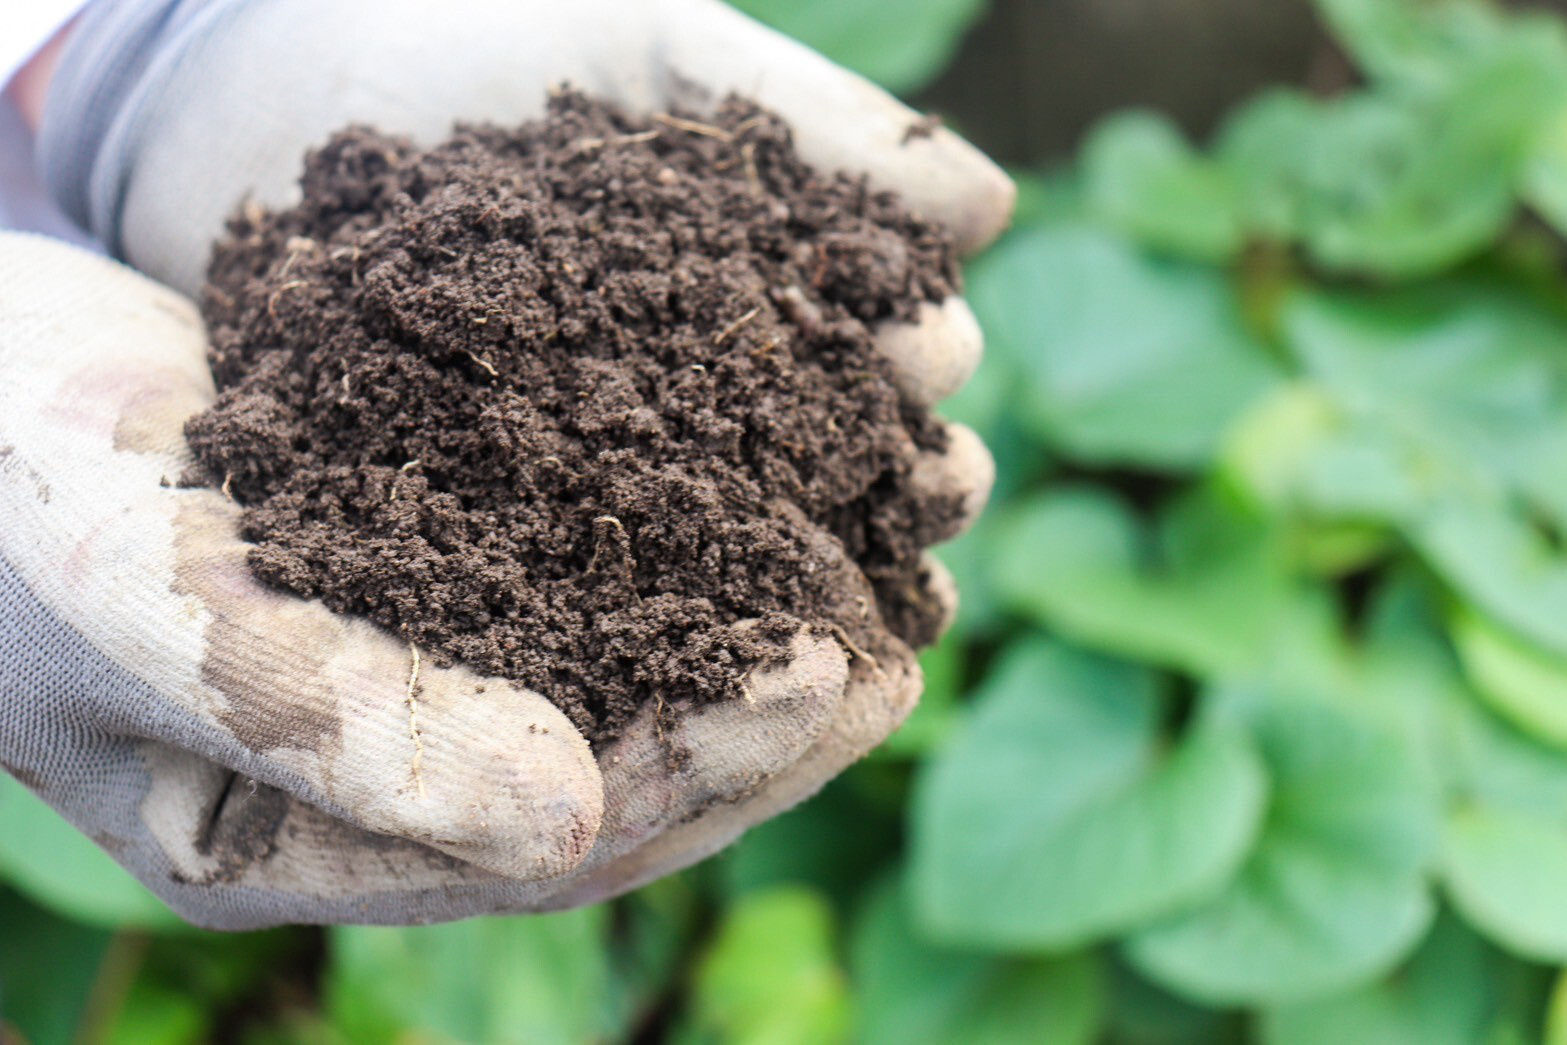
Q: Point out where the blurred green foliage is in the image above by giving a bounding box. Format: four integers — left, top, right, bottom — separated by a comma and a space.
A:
10, 0, 1567, 1041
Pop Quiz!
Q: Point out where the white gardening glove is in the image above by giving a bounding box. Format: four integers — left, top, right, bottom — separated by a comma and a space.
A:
3, 0, 1009, 930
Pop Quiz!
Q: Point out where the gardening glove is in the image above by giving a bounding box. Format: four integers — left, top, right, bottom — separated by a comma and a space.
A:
2, 0, 1009, 930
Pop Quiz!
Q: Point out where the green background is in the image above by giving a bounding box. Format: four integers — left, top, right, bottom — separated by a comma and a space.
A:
10, 0, 1567, 1041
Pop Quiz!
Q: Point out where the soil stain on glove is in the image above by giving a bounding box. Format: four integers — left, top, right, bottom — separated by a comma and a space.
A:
184, 90, 964, 746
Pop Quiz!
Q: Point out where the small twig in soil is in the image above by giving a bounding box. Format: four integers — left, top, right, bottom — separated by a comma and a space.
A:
731, 114, 768, 138
329, 244, 365, 286
574, 128, 662, 153
276, 236, 318, 279
406, 643, 427, 799
712, 307, 761, 346
267, 280, 308, 318
220, 472, 234, 502
829, 623, 888, 683
741, 141, 762, 195
463, 350, 500, 378
652, 112, 734, 141
592, 515, 642, 604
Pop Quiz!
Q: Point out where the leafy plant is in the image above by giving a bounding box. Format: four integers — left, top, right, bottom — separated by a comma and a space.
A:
10, 0, 1567, 1041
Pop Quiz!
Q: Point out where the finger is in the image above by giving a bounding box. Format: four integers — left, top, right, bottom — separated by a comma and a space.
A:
170, 501, 604, 881
874, 297, 985, 409
911, 421, 996, 539
128, 742, 497, 928
541, 632, 922, 909
658, 0, 1016, 255
567, 623, 848, 877
534, 513, 913, 908
0, 234, 603, 881
922, 552, 960, 640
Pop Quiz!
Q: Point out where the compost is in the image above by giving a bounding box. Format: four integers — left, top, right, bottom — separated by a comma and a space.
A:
185, 90, 964, 746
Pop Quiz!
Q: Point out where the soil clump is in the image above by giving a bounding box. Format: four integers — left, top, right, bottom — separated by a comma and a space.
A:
185, 90, 963, 746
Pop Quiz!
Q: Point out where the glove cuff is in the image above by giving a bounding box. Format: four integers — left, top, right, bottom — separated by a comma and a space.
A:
38, 0, 237, 253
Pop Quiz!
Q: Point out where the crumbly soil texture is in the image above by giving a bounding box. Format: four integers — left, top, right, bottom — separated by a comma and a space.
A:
185, 89, 963, 746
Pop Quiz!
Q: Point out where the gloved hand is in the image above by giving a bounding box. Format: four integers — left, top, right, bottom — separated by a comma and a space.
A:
1, 0, 1009, 930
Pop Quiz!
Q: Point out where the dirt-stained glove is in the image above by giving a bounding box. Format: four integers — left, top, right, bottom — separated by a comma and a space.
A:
2, 0, 1010, 930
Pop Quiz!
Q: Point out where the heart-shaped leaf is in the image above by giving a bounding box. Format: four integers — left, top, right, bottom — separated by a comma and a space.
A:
1083, 111, 1244, 263
966, 227, 1279, 470
1126, 699, 1440, 1005
1444, 806, 1567, 962
911, 640, 1266, 950
1262, 913, 1520, 1045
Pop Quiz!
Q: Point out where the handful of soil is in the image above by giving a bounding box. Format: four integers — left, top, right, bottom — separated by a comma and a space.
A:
184, 90, 965, 747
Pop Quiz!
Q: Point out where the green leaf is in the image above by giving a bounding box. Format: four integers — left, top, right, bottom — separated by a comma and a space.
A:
1525, 105, 1567, 236
1452, 606, 1567, 749
1352, 578, 1476, 797
103, 981, 209, 1045
929, 512, 1020, 640
993, 487, 1337, 680
0, 888, 111, 1044
966, 226, 1279, 470
1445, 806, 1567, 962
1281, 285, 1567, 522
326, 908, 616, 1045
910, 640, 1266, 950
682, 887, 851, 1045
1244, 288, 1567, 640
852, 877, 1103, 1045
1218, 90, 1322, 244
1322, 0, 1567, 99
1415, 500, 1567, 659
1441, 687, 1567, 963
1318, 0, 1500, 93
1220, 382, 1417, 528
1229, 1, 1567, 277
722, 773, 900, 907
1126, 699, 1440, 1005
1009, 170, 1087, 229
0, 774, 182, 932
1262, 912, 1515, 1045
726, 0, 987, 94
1310, 94, 1514, 278
1317, 20, 1562, 277
1083, 111, 1245, 262
1218, 67, 1551, 279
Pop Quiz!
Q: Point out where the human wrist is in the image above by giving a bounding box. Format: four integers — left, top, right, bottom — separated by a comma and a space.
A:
9, 24, 73, 132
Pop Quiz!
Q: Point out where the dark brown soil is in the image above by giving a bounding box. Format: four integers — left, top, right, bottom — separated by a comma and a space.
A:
184, 90, 963, 746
